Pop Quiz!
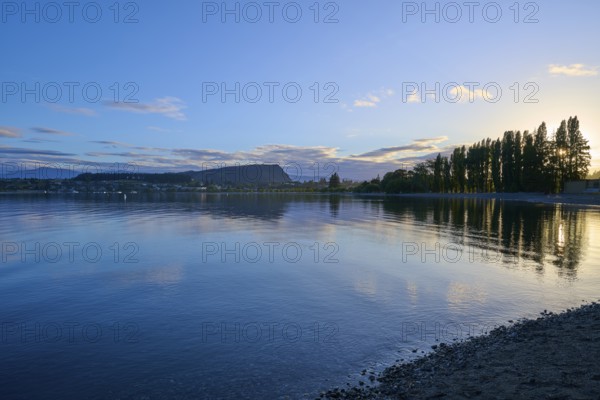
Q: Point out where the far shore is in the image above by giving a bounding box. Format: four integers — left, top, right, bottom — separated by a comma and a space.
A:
2, 190, 600, 207
383, 192, 600, 207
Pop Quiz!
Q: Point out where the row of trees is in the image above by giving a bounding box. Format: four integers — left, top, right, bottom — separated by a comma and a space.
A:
74, 172, 193, 184
355, 116, 591, 194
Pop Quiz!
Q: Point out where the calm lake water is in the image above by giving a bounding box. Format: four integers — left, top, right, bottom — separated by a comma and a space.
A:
1, 193, 599, 399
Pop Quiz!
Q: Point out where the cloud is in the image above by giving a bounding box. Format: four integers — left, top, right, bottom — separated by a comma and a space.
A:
446, 85, 487, 102
0, 145, 76, 157
32, 127, 74, 136
414, 136, 449, 145
77, 140, 459, 180
90, 140, 132, 148
353, 88, 394, 108
172, 148, 231, 160
48, 104, 97, 116
86, 151, 157, 159
106, 97, 187, 120
133, 146, 170, 152
354, 99, 379, 108
22, 137, 61, 144
356, 144, 437, 159
0, 151, 143, 177
392, 144, 460, 164
170, 145, 337, 163
548, 64, 598, 77
90, 140, 169, 153
406, 93, 420, 103
0, 127, 21, 138
0, 134, 466, 182
352, 137, 450, 161
245, 144, 339, 160
405, 85, 488, 104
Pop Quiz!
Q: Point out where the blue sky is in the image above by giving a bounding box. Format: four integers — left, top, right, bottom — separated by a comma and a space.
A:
1, 0, 599, 180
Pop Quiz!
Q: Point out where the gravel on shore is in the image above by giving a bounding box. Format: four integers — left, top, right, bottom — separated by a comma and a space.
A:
321, 301, 600, 399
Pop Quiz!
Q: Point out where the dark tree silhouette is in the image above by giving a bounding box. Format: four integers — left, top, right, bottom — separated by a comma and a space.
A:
360, 116, 591, 195
329, 172, 341, 189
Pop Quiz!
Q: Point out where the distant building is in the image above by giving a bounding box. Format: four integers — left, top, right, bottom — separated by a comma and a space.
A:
564, 179, 600, 194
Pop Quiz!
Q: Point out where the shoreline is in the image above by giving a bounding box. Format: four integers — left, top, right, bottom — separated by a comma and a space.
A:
386, 192, 600, 207
2, 190, 600, 207
322, 301, 600, 399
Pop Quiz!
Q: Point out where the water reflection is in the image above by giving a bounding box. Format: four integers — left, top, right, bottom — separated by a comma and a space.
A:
446, 282, 487, 310
329, 195, 341, 218
0, 193, 592, 280
0, 193, 597, 399
381, 198, 590, 279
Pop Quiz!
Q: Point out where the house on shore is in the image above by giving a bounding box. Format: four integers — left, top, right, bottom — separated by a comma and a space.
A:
564, 179, 600, 194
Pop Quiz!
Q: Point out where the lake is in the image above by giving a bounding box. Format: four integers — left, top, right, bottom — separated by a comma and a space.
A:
1, 193, 599, 399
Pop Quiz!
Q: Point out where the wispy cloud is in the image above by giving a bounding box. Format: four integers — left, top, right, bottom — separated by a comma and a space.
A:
90, 140, 132, 148
32, 127, 74, 136
171, 145, 336, 163
414, 136, 449, 145
48, 104, 97, 116
241, 144, 339, 160
2, 138, 464, 181
352, 137, 450, 161
106, 97, 187, 120
80, 140, 457, 179
406, 92, 420, 103
0, 145, 76, 157
355, 144, 435, 159
0, 127, 21, 138
548, 64, 598, 77
405, 85, 487, 104
447, 85, 487, 102
22, 137, 61, 144
354, 99, 379, 108
353, 88, 394, 108
90, 140, 169, 153
86, 151, 156, 159
172, 148, 232, 160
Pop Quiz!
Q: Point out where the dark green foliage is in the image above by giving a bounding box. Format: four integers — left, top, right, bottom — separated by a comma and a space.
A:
491, 139, 502, 191
514, 131, 523, 191
501, 131, 515, 192
534, 122, 549, 192
522, 131, 537, 190
355, 116, 592, 194
443, 157, 451, 193
74, 172, 192, 184
566, 116, 591, 182
433, 153, 443, 193
450, 146, 466, 193
380, 169, 413, 193
329, 172, 341, 189
554, 120, 569, 192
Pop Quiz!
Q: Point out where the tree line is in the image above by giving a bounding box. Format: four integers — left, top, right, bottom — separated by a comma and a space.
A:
74, 172, 193, 184
589, 170, 600, 179
354, 116, 591, 194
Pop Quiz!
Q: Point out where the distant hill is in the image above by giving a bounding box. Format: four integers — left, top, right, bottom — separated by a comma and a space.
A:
1, 167, 81, 180
183, 164, 292, 186
69, 164, 293, 186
